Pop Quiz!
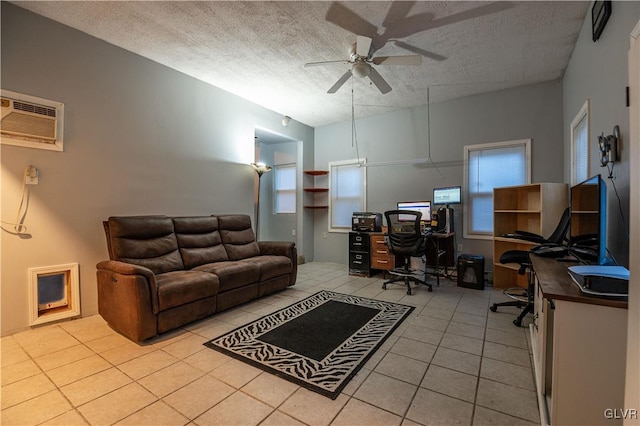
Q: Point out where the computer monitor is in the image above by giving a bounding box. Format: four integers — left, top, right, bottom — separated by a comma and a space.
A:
433, 186, 462, 206
397, 201, 431, 223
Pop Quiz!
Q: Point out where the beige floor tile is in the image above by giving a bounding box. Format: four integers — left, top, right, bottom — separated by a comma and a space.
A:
209, 358, 262, 388
163, 374, 234, 419
118, 349, 179, 380
183, 347, 231, 373
440, 333, 484, 355
452, 311, 487, 327
1, 344, 30, 367
390, 337, 437, 363
445, 321, 486, 340
1, 389, 72, 425
431, 346, 481, 376
1, 358, 41, 386
100, 340, 157, 366
406, 387, 474, 425
410, 314, 450, 332
1, 373, 56, 409
138, 360, 204, 398
116, 400, 189, 425
260, 410, 307, 426
475, 378, 539, 423
60, 367, 132, 406
46, 354, 112, 387
189, 320, 237, 340
58, 316, 114, 343
480, 358, 535, 391
374, 352, 428, 385
353, 372, 417, 416
40, 408, 88, 425
341, 367, 371, 396
77, 382, 157, 425
332, 398, 402, 426
34, 343, 94, 371
472, 406, 539, 425
484, 328, 528, 349
402, 324, 444, 345
420, 365, 478, 403
279, 388, 349, 426
482, 341, 531, 368
194, 391, 273, 426
84, 332, 131, 353
15, 326, 79, 359
161, 333, 209, 360
242, 372, 299, 407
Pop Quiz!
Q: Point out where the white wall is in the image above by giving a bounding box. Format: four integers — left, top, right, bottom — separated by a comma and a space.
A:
0, 4, 314, 335
563, 0, 640, 268
313, 80, 565, 268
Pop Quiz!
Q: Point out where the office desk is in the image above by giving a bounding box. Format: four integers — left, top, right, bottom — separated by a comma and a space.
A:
530, 256, 627, 425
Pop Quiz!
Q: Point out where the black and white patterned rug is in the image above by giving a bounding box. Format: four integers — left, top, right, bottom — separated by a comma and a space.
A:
204, 290, 415, 399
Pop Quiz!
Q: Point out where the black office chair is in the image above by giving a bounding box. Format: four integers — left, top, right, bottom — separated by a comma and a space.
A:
490, 207, 570, 327
382, 210, 432, 295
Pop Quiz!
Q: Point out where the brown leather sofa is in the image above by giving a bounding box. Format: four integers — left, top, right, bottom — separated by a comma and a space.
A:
96, 214, 297, 341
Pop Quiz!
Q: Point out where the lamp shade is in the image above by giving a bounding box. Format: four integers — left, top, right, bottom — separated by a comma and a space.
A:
251, 162, 272, 176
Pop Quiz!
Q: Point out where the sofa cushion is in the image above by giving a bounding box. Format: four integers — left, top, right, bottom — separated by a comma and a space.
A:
240, 256, 292, 281
218, 215, 260, 260
156, 270, 220, 311
107, 216, 184, 274
193, 261, 260, 292
173, 216, 228, 268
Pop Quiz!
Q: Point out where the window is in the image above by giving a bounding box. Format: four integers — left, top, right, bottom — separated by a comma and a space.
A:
464, 139, 531, 238
571, 100, 590, 185
329, 158, 366, 232
274, 163, 296, 214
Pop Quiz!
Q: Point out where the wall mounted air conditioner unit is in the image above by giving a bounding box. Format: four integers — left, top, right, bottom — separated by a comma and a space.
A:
1, 90, 64, 152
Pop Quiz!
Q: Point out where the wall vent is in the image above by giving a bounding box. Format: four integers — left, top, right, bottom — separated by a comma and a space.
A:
1, 90, 64, 152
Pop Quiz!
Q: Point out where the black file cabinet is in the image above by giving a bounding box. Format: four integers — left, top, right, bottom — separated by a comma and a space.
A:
349, 232, 371, 276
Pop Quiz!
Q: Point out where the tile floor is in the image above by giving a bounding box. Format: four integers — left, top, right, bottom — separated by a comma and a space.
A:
1, 262, 541, 426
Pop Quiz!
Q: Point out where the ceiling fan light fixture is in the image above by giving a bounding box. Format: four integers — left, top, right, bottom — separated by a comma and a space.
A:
351, 61, 370, 78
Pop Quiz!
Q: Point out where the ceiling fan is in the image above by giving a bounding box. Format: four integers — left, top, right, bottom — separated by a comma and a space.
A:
304, 35, 422, 94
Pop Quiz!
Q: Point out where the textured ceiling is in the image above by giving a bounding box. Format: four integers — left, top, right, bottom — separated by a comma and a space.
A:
12, 1, 590, 128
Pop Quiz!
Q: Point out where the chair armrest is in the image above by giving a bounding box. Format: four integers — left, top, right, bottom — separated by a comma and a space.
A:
96, 260, 159, 316
258, 241, 295, 258
257, 241, 297, 286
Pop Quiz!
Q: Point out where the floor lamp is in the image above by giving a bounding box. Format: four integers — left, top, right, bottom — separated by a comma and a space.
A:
251, 162, 272, 240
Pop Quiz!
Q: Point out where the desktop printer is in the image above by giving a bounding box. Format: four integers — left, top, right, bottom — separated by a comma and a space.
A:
568, 265, 629, 297
352, 212, 382, 232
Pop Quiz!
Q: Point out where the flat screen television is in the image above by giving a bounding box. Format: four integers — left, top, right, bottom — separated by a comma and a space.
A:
569, 174, 609, 265
433, 186, 462, 206
397, 201, 431, 223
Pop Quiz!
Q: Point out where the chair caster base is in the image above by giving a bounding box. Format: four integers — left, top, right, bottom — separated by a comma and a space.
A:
490, 304, 498, 312
513, 318, 523, 327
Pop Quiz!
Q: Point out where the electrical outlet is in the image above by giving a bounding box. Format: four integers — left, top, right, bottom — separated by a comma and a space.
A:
322, 232, 328, 239
292, 229, 296, 236
457, 244, 463, 252
25, 165, 39, 185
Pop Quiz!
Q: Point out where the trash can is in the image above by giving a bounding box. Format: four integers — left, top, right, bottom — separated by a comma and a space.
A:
457, 254, 485, 290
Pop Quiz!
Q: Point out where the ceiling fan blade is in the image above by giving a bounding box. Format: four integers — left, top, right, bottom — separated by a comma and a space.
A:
367, 68, 392, 94
304, 60, 350, 67
325, 2, 378, 39
327, 70, 352, 94
391, 41, 447, 62
356, 35, 372, 58
372, 55, 422, 66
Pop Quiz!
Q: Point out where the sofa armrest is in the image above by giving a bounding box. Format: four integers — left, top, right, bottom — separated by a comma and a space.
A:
96, 260, 160, 340
258, 241, 297, 286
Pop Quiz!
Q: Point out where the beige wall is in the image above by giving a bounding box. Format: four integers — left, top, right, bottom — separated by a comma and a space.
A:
0, 4, 314, 335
